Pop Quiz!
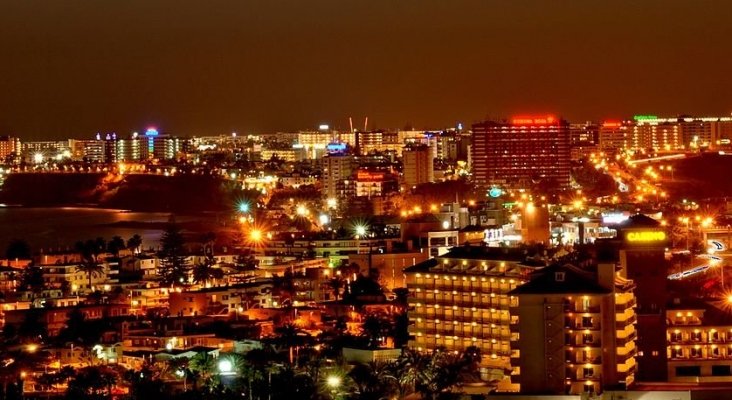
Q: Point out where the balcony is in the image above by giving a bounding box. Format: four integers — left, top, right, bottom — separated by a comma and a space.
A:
615, 298, 636, 312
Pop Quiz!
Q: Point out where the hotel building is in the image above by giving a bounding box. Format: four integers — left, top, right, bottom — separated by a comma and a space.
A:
405, 246, 539, 391
510, 263, 637, 395
471, 116, 570, 190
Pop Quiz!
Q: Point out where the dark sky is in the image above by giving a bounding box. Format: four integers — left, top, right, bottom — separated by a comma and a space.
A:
1, 1, 732, 140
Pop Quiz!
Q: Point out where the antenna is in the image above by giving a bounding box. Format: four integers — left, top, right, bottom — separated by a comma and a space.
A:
349, 117, 354, 134
364, 117, 368, 132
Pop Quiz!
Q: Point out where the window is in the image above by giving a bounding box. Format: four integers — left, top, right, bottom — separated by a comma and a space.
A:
711, 347, 721, 358
671, 348, 683, 358
582, 316, 594, 328
583, 333, 593, 344
584, 383, 594, 393
690, 347, 702, 358
676, 366, 701, 377
555, 272, 565, 282
583, 367, 594, 377
692, 331, 702, 341
582, 297, 591, 311
712, 365, 731, 376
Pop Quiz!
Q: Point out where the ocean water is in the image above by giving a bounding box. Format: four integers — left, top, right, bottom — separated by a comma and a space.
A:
0, 207, 178, 254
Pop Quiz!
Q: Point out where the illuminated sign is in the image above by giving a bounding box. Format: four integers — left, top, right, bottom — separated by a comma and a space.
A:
626, 231, 666, 242
357, 171, 385, 181
327, 142, 347, 153
511, 115, 557, 126
633, 115, 658, 121
488, 187, 503, 198
602, 121, 621, 128
145, 127, 159, 136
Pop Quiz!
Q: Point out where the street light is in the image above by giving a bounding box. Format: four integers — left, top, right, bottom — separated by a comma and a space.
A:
326, 375, 341, 389
238, 202, 250, 213
218, 359, 233, 374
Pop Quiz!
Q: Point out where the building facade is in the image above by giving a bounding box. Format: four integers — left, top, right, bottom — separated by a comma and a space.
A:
471, 116, 570, 190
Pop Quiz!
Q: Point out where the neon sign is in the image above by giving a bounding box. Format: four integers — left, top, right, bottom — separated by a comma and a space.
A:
626, 231, 666, 242
602, 121, 621, 128
633, 115, 658, 121
511, 115, 557, 126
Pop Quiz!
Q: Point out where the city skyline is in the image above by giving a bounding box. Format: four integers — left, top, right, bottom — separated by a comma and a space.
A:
2, 1, 732, 140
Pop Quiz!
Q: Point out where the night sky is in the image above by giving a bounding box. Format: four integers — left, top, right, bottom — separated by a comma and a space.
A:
1, 1, 732, 140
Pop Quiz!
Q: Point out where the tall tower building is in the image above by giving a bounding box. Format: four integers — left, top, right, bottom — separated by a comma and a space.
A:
471, 115, 570, 190
597, 214, 669, 382
321, 153, 355, 201
402, 143, 434, 188
510, 263, 637, 395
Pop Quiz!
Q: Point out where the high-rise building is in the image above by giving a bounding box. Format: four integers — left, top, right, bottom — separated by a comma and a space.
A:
321, 153, 355, 200
510, 263, 637, 395
0, 136, 21, 162
405, 247, 536, 391
471, 116, 570, 190
402, 143, 433, 188
597, 214, 669, 382
598, 121, 631, 151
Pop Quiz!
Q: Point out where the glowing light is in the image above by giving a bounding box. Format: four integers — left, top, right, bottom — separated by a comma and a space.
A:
511, 115, 557, 125
26, 344, 38, 353
218, 359, 233, 374
355, 225, 367, 237
145, 127, 159, 136
319, 214, 330, 225
250, 229, 263, 242
326, 375, 341, 388
33, 153, 44, 164
442, 220, 450, 229
326, 198, 337, 209
626, 231, 666, 242
238, 202, 250, 213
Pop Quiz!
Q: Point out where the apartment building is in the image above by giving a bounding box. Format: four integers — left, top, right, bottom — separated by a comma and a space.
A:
405, 246, 540, 391
510, 263, 637, 395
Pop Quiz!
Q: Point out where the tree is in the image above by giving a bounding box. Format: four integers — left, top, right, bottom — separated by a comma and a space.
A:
19, 264, 44, 294
273, 323, 309, 365
348, 361, 398, 400
159, 223, 189, 286
76, 257, 104, 293
361, 315, 387, 349
65, 365, 118, 400
327, 276, 345, 301
127, 234, 143, 254
107, 236, 126, 257
5, 239, 31, 260
192, 256, 224, 287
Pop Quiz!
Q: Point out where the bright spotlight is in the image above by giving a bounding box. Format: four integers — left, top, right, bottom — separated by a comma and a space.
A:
218, 359, 233, 374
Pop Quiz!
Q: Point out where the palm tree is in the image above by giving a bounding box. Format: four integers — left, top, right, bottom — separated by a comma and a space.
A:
127, 234, 143, 254
107, 236, 126, 257
189, 351, 216, 388
348, 361, 398, 400
274, 323, 309, 365
76, 256, 104, 293
327, 276, 345, 301
192, 257, 224, 287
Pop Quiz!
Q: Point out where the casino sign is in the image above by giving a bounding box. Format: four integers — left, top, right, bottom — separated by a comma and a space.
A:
625, 230, 666, 243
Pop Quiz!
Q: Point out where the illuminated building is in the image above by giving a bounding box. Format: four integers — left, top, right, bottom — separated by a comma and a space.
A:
631, 119, 682, 151
598, 121, 631, 151
0, 136, 21, 162
355, 130, 404, 155
321, 153, 355, 200
402, 143, 434, 187
83, 139, 105, 163
665, 298, 732, 382
405, 246, 539, 391
354, 169, 398, 198
631, 115, 732, 149
596, 214, 668, 382
21, 140, 70, 162
471, 116, 570, 190
510, 263, 637, 395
